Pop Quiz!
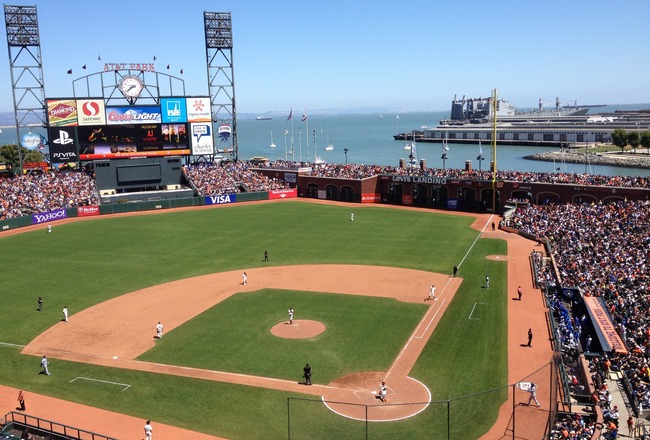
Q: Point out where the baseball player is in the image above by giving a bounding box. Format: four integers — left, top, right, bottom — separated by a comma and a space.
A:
288, 308, 294, 324
156, 322, 163, 339
379, 381, 388, 402
144, 420, 153, 439
62, 306, 68, 322
425, 284, 437, 301
40, 356, 50, 375
242, 272, 247, 285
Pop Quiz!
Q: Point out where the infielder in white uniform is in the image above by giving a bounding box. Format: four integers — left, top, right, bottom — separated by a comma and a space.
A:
425, 284, 437, 301
156, 322, 163, 339
288, 308, 294, 324
144, 420, 153, 439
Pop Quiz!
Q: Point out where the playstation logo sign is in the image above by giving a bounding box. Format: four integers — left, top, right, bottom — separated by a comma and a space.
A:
52, 130, 73, 145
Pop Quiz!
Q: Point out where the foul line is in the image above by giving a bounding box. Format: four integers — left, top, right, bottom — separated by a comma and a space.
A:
0, 342, 26, 349
69, 376, 131, 392
456, 214, 495, 270
386, 214, 496, 379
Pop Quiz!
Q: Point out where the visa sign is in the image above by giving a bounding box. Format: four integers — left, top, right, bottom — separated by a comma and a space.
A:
204, 194, 236, 205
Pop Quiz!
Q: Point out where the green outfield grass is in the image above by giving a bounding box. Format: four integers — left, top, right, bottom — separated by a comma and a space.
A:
138, 289, 428, 383
0, 201, 508, 439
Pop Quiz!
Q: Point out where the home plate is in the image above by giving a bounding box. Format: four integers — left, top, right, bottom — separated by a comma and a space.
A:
112, 356, 118, 360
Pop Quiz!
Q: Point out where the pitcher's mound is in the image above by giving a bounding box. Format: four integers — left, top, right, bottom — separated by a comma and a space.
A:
270, 320, 326, 339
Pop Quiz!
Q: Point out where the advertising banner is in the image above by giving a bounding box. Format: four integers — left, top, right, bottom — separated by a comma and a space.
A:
106, 106, 162, 125
20, 133, 44, 150
401, 194, 413, 206
48, 126, 78, 163
584, 296, 628, 354
161, 98, 188, 123
447, 199, 458, 210
190, 122, 214, 155
78, 205, 100, 217
204, 194, 237, 205
361, 193, 381, 203
32, 208, 67, 225
79, 124, 189, 160
269, 188, 298, 199
186, 97, 211, 122
77, 99, 107, 126
47, 99, 78, 126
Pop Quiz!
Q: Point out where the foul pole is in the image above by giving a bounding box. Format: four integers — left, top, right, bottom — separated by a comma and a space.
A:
491, 88, 498, 214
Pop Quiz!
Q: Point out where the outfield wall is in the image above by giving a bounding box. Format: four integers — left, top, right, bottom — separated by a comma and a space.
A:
2, 170, 648, 233
0, 189, 296, 233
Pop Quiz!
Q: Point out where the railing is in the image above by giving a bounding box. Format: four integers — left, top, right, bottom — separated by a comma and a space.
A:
2, 411, 118, 440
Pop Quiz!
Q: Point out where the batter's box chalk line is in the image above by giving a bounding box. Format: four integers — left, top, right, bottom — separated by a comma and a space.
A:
468, 302, 486, 320
69, 376, 131, 391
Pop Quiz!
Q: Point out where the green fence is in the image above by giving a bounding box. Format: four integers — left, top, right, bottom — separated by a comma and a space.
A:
0, 192, 276, 234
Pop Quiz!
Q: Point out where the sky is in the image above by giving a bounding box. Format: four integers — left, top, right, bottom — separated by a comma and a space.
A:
0, 0, 649, 115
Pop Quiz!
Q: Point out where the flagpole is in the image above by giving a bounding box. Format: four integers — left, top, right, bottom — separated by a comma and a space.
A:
304, 109, 309, 163
284, 130, 288, 161
289, 109, 295, 162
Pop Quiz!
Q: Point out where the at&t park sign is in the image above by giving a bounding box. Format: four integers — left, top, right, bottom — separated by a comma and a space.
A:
390, 175, 447, 185
103, 63, 156, 72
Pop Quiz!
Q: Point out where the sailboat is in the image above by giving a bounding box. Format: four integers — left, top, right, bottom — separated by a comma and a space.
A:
313, 129, 325, 164
269, 131, 276, 148
408, 134, 418, 167
324, 125, 334, 151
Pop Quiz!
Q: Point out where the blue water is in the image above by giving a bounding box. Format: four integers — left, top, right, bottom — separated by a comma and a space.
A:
236, 111, 650, 177
2, 106, 649, 177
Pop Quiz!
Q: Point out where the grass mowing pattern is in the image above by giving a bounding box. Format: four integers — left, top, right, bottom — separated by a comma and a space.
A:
0, 201, 507, 439
139, 289, 427, 383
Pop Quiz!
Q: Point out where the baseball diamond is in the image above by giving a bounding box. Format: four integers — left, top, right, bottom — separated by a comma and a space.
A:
0, 201, 553, 439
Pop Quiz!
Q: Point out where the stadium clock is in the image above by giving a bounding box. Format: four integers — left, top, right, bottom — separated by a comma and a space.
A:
118, 75, 143, 98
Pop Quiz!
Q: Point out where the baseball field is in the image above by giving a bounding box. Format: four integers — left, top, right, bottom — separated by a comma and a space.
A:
0, 200, 509, 439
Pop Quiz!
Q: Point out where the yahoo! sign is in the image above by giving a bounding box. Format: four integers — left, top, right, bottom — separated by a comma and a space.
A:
32, 208, 67, 225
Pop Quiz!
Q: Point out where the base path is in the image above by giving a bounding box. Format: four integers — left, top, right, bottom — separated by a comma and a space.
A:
23, 264, 461, 423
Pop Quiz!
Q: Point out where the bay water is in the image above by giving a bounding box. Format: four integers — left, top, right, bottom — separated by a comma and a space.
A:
1, 106, 649, 177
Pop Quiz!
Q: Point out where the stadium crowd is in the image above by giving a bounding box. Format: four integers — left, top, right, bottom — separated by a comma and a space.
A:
549, 412, 598, 440
510, 199, 650, 419
264, 160, 649, 188
0, 160, 647, 223
183, 161, 287, 196
0, 171, 98, 221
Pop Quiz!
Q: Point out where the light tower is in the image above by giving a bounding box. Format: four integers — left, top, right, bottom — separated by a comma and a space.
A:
4, 4, 47, 174
204, 12, 238, 162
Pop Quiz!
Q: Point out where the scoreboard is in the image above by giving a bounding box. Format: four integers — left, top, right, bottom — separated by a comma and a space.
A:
45, 97, 216, 163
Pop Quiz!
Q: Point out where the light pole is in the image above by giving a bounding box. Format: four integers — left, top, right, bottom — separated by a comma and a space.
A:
344, 148, 348, 164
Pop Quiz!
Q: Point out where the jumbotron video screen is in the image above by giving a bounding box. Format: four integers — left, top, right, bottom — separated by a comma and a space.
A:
45, 97, 217, 163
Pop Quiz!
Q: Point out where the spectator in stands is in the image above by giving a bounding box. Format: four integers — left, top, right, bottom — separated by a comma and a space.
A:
511, 199, 650, 422
0, 171, 98, 221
